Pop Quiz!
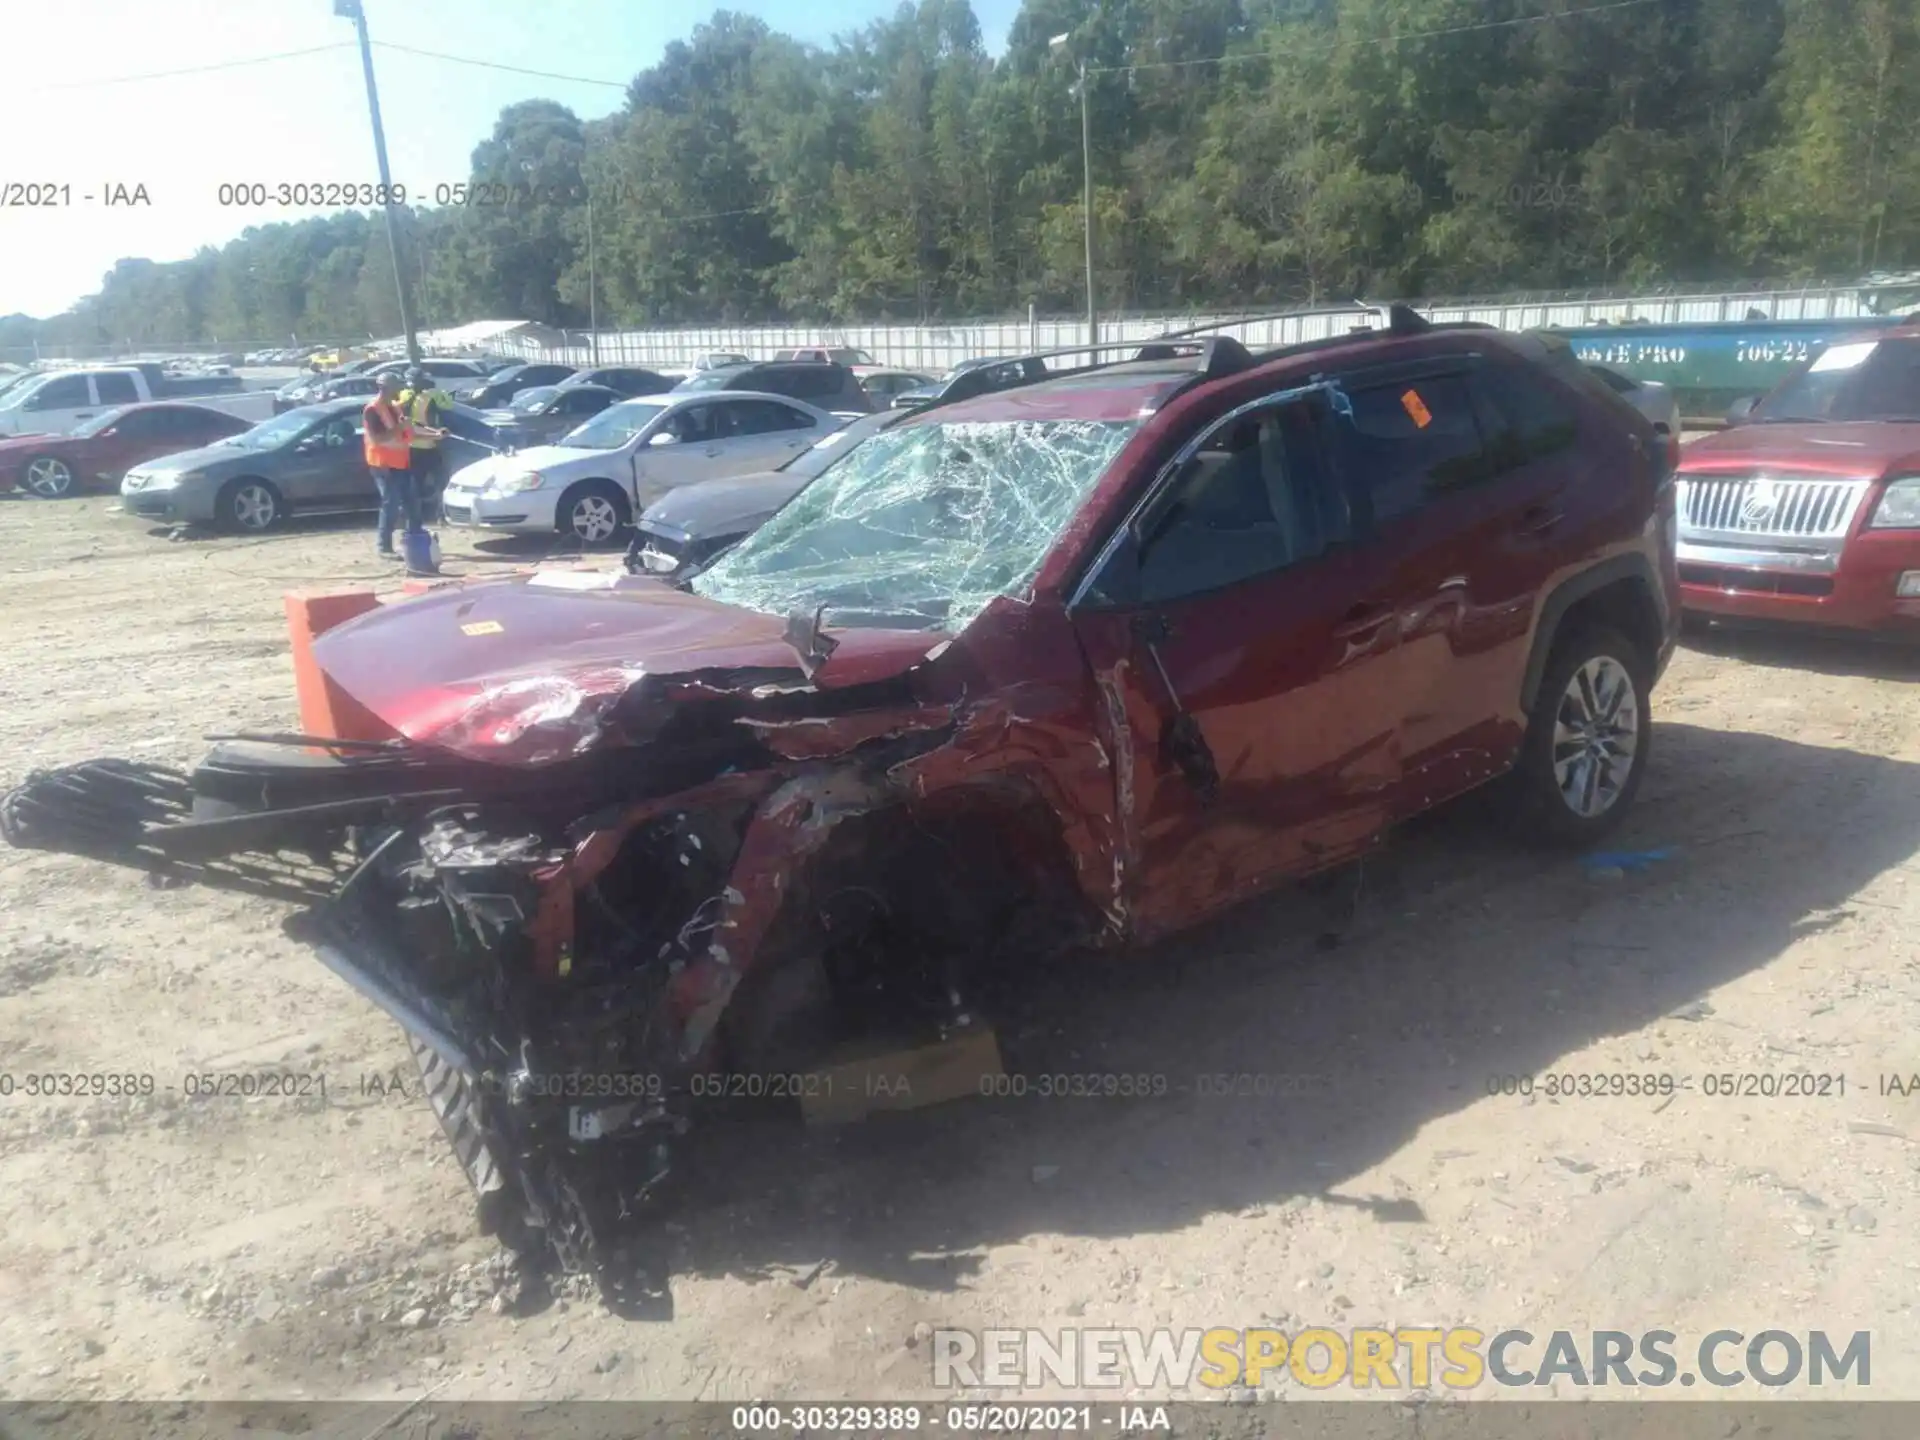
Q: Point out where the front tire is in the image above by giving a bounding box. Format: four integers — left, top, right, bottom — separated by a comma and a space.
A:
1512, 624, 1650, 844
22, 456, 75, 499
555, 480, 629, 547
217, 477, 281, 532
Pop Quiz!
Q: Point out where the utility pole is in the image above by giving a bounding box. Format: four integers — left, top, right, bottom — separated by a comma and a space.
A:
334, 0, 420, 363
1079, 57, 1096, 350
587, 187, 600, 365
1051, 31, 1097, 350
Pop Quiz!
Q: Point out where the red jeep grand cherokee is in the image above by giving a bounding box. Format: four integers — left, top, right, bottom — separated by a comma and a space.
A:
1677, 327, 1920, 633
3, 313, 1678, 1299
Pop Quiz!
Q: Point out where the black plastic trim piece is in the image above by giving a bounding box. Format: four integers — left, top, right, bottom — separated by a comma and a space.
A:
1519, 552, 1666, 714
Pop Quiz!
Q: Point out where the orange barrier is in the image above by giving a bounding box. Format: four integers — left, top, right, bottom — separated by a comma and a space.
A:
284, 590, 395, 742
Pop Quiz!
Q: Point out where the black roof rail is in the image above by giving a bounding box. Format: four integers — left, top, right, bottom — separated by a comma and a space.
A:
901, 305, 1490, 418
1003, 308, 1373, 373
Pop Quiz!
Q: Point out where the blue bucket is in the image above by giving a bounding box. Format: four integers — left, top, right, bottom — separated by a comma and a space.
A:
402, 528, 441, 575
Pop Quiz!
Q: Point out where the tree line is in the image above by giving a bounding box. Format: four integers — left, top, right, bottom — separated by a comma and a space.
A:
6, 0, 1918, 354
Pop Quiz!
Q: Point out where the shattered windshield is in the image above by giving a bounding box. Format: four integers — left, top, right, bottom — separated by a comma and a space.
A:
690, 417, 1137, 631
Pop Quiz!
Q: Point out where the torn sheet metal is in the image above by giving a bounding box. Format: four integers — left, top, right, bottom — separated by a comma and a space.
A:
735, 703, 956, 761
668, 769, 892, 1060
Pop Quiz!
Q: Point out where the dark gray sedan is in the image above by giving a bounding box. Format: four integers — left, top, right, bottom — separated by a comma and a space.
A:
628, 408, 908, 578
481, 383, 622, 450
119, 399, 376, 532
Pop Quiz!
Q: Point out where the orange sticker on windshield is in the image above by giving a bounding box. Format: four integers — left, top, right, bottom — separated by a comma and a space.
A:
1401, 389, 1433, 428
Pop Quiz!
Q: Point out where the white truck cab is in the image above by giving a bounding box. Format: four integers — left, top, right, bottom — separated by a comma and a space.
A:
0, 368, 275, 436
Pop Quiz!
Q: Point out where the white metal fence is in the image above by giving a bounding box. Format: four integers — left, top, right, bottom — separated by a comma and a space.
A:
495, 284, 1892, 371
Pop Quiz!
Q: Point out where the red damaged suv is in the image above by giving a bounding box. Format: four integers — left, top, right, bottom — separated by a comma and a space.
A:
1678, 327, 1920, 633
2, 311, 1678, 1301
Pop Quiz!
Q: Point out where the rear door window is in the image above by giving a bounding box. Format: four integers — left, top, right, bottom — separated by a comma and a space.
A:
780, 366, 838, 399
1338, 373, 1490, 527
727, 400, 815, 435
1472, 364, 1580, 474
95, 372, 141, 405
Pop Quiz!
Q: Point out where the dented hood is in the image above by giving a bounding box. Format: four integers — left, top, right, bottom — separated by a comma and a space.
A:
310, 572, 948, 762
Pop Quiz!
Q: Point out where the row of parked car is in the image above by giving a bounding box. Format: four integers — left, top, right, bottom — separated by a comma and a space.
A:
6, 317, 1918, 639
271, 349, 1067, 429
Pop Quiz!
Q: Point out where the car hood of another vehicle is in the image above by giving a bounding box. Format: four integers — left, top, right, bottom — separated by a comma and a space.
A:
640, 469, 811, 540
1680, 420, 1920, 478
307, 572, 956, 765
0, 430, 72, 453
449, 442, 603, 485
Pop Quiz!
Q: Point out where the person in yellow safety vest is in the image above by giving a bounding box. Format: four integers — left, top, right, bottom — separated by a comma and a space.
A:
397, 367, 456, 500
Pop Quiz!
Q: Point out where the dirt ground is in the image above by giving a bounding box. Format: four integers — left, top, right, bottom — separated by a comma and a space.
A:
2, 487, 1918, 1409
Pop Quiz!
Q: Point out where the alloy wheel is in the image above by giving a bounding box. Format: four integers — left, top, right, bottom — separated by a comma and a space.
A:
1551, 655, 1639, 818
569, 494, 620, 544
231, 482, 278, 531
24, 458, 74, 499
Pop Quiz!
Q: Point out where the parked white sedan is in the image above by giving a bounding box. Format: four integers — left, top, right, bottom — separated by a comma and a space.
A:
439, 391, 843, 545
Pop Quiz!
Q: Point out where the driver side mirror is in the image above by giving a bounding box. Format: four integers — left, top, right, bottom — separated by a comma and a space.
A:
1725, 396, 1758, 427
649, 431, 680, 447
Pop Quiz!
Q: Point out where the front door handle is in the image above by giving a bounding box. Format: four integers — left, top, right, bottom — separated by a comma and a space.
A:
1333, 602, 1394, 640
703, 446, 724, 457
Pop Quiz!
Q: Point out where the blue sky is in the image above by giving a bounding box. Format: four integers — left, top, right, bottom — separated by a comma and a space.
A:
5, 0, 1025, 321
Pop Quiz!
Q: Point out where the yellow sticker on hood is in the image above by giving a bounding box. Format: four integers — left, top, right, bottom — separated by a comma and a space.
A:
461, 620, 504, 636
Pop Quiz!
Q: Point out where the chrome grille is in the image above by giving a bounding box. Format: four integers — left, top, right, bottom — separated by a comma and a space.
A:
1676, 474, 1871, 540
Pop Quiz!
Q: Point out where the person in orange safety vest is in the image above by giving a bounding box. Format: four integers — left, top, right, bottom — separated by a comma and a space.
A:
363, 371, 440, 558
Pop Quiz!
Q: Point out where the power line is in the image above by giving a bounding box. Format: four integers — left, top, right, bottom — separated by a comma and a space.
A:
1088, 0, 1667, 77
21, 42, 356, 92
369, 40, 630, 90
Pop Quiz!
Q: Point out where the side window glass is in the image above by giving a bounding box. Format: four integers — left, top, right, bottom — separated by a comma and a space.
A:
1134, 399, 1350, 604
1475, 365, 1579, 473
738, 401, 811, 434
1342, 375, 1488, 526
35, 376, 91, 408
671, 405, 717, 442
96, 373, 140, 405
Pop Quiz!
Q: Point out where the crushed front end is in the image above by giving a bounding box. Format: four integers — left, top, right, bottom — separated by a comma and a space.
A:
0, 575, 1006, 1304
